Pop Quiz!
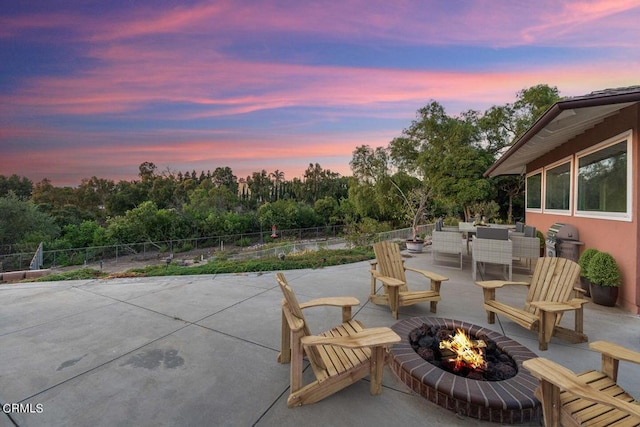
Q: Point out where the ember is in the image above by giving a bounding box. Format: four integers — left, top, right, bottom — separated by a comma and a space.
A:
409, 324, 517, 381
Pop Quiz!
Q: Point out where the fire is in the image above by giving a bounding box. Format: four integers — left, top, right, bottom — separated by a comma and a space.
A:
439, 328, 486, 371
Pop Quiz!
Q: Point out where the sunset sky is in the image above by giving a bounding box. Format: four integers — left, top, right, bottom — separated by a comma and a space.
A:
2, 1, 640, 186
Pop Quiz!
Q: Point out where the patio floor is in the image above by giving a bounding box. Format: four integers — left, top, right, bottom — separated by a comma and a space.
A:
1, 246, 639, 426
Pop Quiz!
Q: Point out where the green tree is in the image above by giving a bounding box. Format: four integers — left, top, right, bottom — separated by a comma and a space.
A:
270, 169, 285, 200
388, 101, 492, 220
0, 174, 33, 200
105, 180, 148, 217
106, 201, 189, 246
477, 84, 561, 221
257, 199, 320, 231
59, 220, 110, 249
348, 145, 411, 224
211, 167, 238, 193
303, 163, 322, 203
246, 170, 272, 203
0, 193, 60, 248
138, 161, 157, 183
148, 176, 178, 209
75, 176, 114, 222
314, 196, 340, 225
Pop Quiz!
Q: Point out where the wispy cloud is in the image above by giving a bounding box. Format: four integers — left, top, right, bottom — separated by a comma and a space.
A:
1, 0, 639, 186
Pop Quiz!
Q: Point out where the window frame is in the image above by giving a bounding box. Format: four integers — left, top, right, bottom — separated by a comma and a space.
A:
574, 130, 633, 222
525, 169, 543, 213
543, 156, 573, 216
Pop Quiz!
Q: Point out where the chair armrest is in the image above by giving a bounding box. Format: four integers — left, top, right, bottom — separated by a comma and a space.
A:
404, 266, 449, 283
370, 273, 405, 288
299, 297, 360, 310
281, 301, 305, 332
475, 280, 530, 289
529, 299, 589, 313
590, 341, 640, 365
301, 327, 401, 349
523, 357, 640, 418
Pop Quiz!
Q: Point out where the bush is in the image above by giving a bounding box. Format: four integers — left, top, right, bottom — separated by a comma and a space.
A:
577, 248, 599, 278
235, 237, 252, 247
35, 268, 105, 281
127, 248, 375, 277
586, 251, 621, 287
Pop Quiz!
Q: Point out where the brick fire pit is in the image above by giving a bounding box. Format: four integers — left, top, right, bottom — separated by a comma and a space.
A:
389, 317, 541, 424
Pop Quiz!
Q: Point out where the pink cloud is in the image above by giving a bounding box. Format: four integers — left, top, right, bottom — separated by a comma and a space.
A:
3, 0, 639, 186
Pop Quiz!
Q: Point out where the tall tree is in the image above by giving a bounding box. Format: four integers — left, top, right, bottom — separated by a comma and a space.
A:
303, 163, 323, 203
350, 145, 389, 183
0, 174, 33, 200
388, 101, 491, 220
0, 193, 60, 248
138, 161, 157, 183
477, 84, 561, 220
75, 176, 115, 222
211, 166, 238, 193
270, 169, 285, 200
246, 170, 271, 203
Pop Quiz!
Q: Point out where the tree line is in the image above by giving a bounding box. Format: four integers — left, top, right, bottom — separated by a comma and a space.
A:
0, 84, 560, 256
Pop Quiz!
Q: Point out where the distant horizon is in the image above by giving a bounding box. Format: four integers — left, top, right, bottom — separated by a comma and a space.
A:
6, 161, 353, 188
2, 1, 639, 186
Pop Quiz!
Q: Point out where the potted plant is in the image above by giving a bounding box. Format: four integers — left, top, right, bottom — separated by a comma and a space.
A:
577, 248, 599, 297
586, 251, 621, 307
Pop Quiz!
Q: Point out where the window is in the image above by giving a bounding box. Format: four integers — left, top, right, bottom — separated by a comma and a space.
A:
576, 131, 631, 220
545, 160, 571, 212
526, 172, 542, 210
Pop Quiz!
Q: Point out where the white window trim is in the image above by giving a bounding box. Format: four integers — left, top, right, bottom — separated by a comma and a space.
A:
543, 156, 573, 216
574, 129, 633, 222
525, 168, 543, 213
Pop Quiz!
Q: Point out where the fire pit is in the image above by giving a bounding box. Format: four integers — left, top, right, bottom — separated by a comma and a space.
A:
389, 317, 541, 424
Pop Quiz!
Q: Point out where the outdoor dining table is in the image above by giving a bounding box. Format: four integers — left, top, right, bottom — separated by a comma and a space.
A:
457, 222, 516, 256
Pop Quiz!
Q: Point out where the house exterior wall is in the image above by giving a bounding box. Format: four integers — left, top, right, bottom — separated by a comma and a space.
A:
525, 104, 640, 314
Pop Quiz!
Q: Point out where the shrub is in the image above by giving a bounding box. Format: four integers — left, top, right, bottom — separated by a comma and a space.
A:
235, 237, 252, 247
577, 248, 599, 278
586, 251, 621, 287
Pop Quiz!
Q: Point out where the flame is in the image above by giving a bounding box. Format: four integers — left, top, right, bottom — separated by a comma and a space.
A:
439, 328, 486, 371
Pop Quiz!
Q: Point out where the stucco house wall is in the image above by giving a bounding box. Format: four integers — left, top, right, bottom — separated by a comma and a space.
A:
525, 104, 640, 313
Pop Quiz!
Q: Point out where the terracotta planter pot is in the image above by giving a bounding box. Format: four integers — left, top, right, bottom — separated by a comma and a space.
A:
579, 276, 591, 297
589, 282, 619, 307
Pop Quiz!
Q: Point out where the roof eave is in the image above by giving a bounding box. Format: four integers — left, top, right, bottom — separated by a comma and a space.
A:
484, 90, 640, 177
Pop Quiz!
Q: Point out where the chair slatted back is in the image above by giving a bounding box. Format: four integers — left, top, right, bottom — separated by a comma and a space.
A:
276, 272, 325, 370
525, 257, 581, 318
372, 242, 408, 293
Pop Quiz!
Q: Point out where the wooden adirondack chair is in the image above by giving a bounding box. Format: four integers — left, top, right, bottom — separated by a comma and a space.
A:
475, 257, 588, 350
524, 341, 640, 426
276, 273, 400, 407
370, 241, 449, 319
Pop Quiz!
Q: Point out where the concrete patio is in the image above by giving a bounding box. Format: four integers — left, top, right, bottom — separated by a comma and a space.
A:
2, 246, 639, 426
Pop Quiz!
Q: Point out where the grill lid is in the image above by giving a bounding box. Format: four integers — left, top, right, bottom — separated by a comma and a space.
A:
546, 223, 579, 241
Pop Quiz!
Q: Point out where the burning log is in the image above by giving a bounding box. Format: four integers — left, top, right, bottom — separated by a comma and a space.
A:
409, 324, 517, 381
439, 328, 487, 371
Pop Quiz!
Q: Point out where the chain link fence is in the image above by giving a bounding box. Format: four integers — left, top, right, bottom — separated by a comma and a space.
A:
0, 224, 437, 273
0, 225, 344, 272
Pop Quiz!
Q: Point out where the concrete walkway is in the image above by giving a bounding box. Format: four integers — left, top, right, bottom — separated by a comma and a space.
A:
1, 248, 639, 426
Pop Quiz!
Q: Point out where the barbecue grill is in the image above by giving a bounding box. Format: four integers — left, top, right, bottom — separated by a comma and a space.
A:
545, 223, 583, 262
